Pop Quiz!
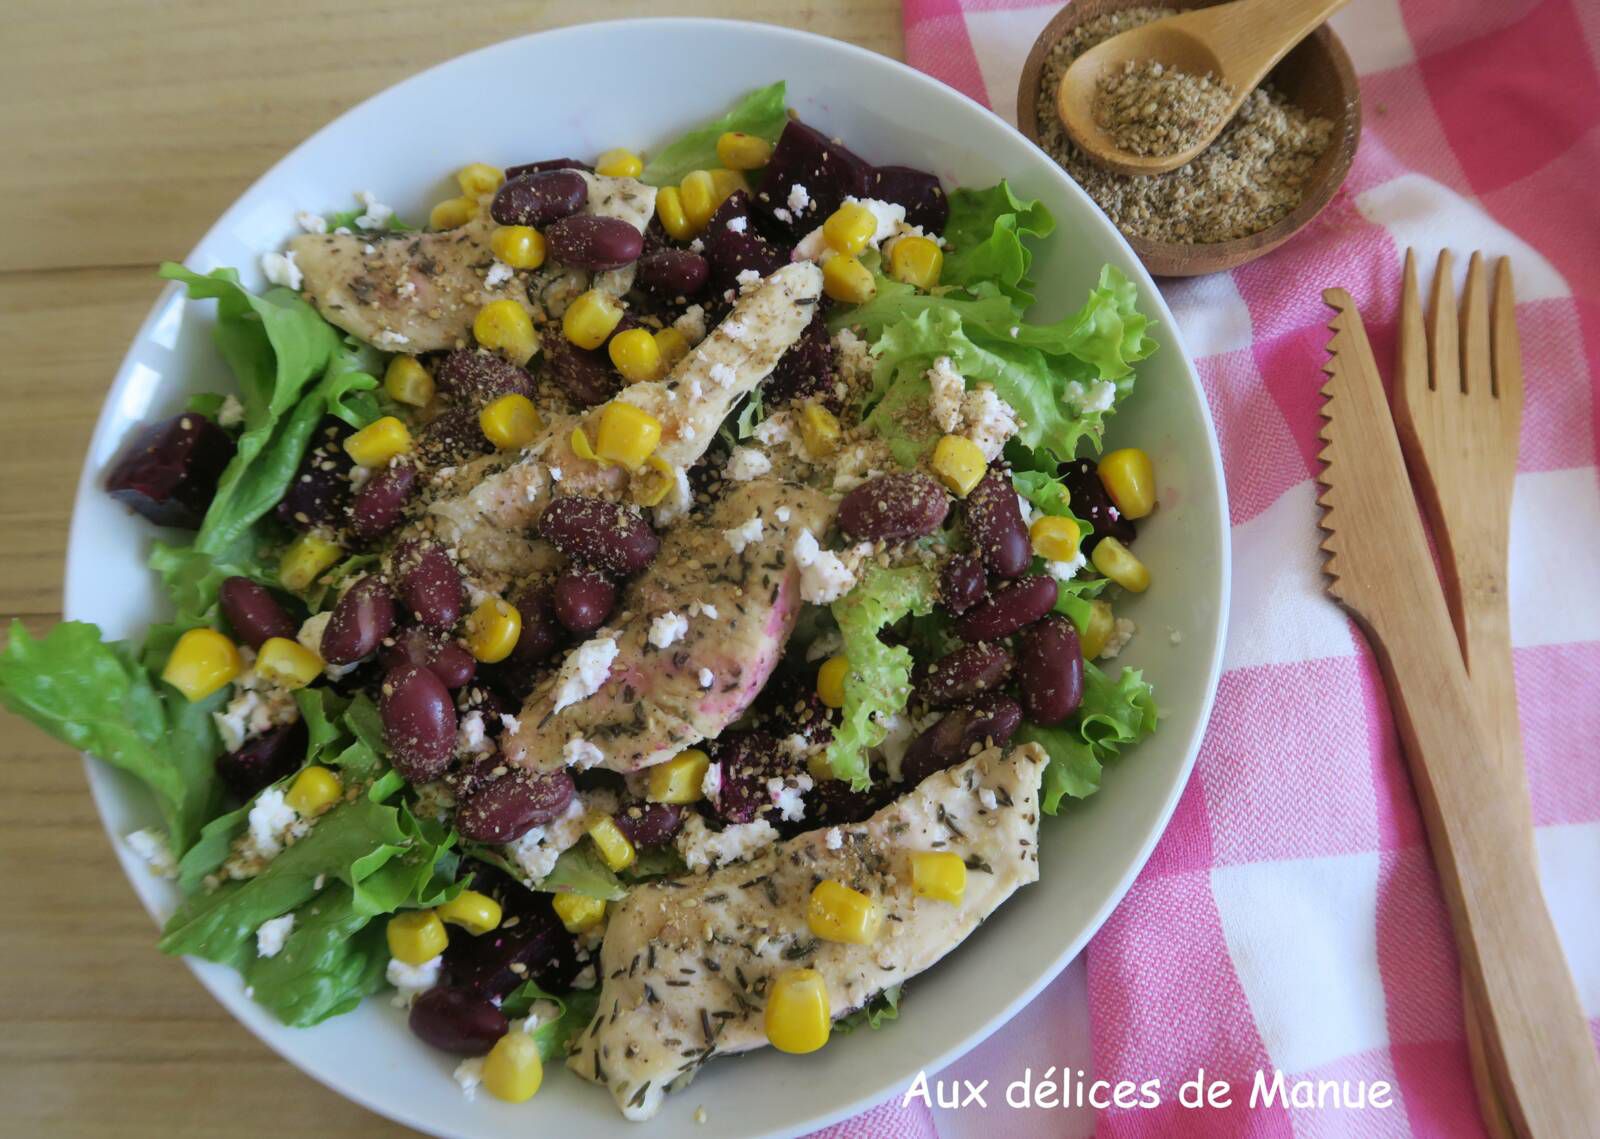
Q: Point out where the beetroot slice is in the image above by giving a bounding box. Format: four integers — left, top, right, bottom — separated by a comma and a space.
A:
105, 412, 235, 529
751, 120, 873, 242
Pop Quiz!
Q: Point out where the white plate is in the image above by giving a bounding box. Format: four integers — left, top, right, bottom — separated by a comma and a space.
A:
67, 18, 1229, 1139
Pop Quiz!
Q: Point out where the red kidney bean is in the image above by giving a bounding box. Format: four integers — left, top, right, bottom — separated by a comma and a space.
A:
275, 418, 355, 532
508, 585, 565, 663
433, 349, 534, 408
914, 642, 1014, 708
456, 769, 576, 843
409, 987, 509, 1056
545, 214, 644, 271
383, 627, 477, 690
490, 170, 587, 228
381, 664, 457, 782
966, 466, 1030, 578
347, 462, 416, 542
954, 575, 1058, 642
613, 802, 685, 847
938, 553, 988, 616
901, 693, 1023, 785
394, 539, 465, 631
552, 564, 616, 636
215, 720, 308, 800
837, 472, 950, 543
416, 406, 494, 468
104, 412, 235, 530
637, 249, 710, 299
540, 336, 618, 407
218, 577, 298, 649
537, 496, 659, 577
505, 158, 593, 179
1017, 615, 1084, 725
1060, 458, 1137, 551
321, 575, 396, 665
430, 642, 478, 690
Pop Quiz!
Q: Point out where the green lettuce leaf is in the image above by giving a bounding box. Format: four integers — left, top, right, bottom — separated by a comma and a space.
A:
244, 884, 391, 1027
641, 81, 789, 187
834, 984, 902, 1034
940, 182, 1056, 306
0, 620, 225, 852
1020, 662, 1158, 814
1052, 575, 1110, 635
500, 982, 603, 1061
823, 565, 938, 789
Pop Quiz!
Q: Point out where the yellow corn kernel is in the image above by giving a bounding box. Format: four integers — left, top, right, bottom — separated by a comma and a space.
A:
633, 455, 678, 509
1098, 447, 1157, 520
807, 879, 883, 945
709, 167, 749, 205
679, 170, 717, 232
594, 401, 663, 470
437, 889, 503, 935
456, 162, 504, 197
594, 148, 644, 178
798, 400, 842, 459
386, 910, 448, 965
479, 393, 543, 451
552, 892, 607, 934
561, 288, 623, 350
1091, 536, 1150, 593
816, 655, 849, 709
655, 186, 696, 242
286, 765, 343, 817
716, 131, 774, 171
823, 202, 879, 257
888, 234, 944, 290
646, 748, 710, 804
1030, 515, 1083, 562
483, 1030, 543, 1103
344, 415, 413, 468
930, 434, 986, 497
465, 598, 522, 663
654, 326, 690, 368
490, 224, 546, 271
1080, 599, 1116, 660
765, 968, 831, 1054
807, 751, 836, 782
255, 636, 324, 690
430, 195, 478, 230
383, 355, 435, 407
911, 850, 967, 904
608, 327, 664, 383
474, 298, 538, 365
586, 814, 637, 872
279, 533, 343, 592
569, 425, 600, 463
822, 254, 876, 304
161, 628, 242, 702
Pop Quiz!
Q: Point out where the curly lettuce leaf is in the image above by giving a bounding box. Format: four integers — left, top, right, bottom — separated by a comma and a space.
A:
834, 984, 902, 1034
641, 81, 789, 187
500, 982, 603, 1061
940, 182, 1056, 306
0, 620, 225, 852
1020, 662, 1158, 814
823, 565, 938, 789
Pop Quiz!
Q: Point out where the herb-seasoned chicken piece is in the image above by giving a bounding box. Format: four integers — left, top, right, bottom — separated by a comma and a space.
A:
500, 478, 835, 775
569, 743, 1047, 1119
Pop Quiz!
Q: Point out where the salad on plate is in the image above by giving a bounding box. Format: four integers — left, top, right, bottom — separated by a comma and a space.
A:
0, 82, 1162, 1120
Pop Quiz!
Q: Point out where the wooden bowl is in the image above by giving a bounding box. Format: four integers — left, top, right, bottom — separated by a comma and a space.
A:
1017, 0, 1360, 277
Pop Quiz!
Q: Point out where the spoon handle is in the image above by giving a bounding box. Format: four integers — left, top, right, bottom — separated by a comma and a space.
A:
1194, 0, 1351, 84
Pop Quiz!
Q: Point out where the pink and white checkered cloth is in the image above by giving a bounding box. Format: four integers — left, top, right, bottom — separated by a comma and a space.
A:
814, 2, 1600, 1135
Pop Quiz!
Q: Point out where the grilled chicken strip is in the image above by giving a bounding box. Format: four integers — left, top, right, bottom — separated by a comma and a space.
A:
500, 478, 834, 774
569, 742, 1048, 1119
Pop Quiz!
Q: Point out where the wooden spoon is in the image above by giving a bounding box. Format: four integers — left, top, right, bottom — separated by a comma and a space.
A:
1056, 0, 1350, 176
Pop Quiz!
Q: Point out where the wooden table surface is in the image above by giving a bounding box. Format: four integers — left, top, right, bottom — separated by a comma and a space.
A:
0, 3, 902, 1134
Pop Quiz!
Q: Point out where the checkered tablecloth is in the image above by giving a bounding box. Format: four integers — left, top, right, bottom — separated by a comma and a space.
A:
816, 1, 1600, 1135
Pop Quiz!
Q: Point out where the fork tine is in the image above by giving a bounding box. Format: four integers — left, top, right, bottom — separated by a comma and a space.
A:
1428, 249, 1460, 394
1460, 252, 1491, 396
1399, 248, 1430, 396
1492, 257, 1523, 407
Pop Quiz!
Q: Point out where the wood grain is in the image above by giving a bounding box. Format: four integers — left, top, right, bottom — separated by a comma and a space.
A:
0, 3, 900, 1134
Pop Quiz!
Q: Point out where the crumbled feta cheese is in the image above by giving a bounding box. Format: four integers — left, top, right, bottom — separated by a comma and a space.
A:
791, 226, 830, 262
217, 394, 246, 428
689, 602, 719, 619
649, 611, 689, 649
701, 761, 724, 803
775, 506, 791, 523
674, 304, 708, 345
354, 190, 394, 231
824, 827, 844, 851
792, 529, 858, 604
726, 216, 748, 233
372, 329, 410, 349
1100, 618, 1137, 660
875, 712, 916, 782
766, 773, 814, 822
333, 226, 352, 235
552, 636, 618, 713
677, 814, 779, 872
978, 787, 999, 811
787, 184, 811, 214
1066, 378, 1117, 414
734, 269, 761, 295
832, 328, 874, 393
387, 954, 442, 1007
255, 913, 295, 958
962, 384, 1019, 460
548, 466, 563, 482
125, 828, 177, 878
261, 250, 302, 291
689, 237, 706, 254
454, 1057, 485, 1099
723, 514, 765, 554
709, 361, 738, 388
926, 355, 965, 433
294, 211, 327, 234
456, 710, 495, 757
484, 260, 515, 288
725, 446, 772, 482
245, 788, 300, 862
698, 668, 715, 689
844, 196, 907, 242
774, 207, 793, 223
572, 965, 598, 990
313, 873, 327, 891
563, 736, 606, 770
1045, 551, 1087, 580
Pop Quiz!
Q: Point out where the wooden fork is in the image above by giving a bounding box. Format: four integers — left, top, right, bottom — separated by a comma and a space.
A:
1392, 250, 1527, 1139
